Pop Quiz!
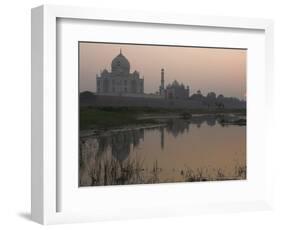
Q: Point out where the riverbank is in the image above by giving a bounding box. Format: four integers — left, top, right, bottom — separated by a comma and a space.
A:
80, 106, 246, 130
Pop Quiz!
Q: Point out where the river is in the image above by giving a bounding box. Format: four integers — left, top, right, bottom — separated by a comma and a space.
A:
79, 114, 246, 186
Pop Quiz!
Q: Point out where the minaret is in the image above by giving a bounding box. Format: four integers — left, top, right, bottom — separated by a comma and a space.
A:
160, 68, 165, 96
161, 68, 165, 89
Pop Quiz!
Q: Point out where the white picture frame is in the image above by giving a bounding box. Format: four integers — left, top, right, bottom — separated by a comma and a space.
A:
31, 5, 274, 225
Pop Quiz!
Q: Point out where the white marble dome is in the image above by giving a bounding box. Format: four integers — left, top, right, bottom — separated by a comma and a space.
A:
111, 50, 130, 75
96, 49, 143, 95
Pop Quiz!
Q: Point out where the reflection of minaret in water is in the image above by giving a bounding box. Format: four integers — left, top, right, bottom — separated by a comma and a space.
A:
160, 126, 164, 150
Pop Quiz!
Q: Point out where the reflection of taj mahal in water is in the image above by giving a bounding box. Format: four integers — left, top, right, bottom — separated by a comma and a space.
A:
96, 50, 190, 99
81, 115, 218, 163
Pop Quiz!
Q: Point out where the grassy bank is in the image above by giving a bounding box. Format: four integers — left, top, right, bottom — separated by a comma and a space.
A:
80, 106, 246, 130
80, 106, 160, 130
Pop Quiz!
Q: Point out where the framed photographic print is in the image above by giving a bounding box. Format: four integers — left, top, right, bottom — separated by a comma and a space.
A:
79, 42, 247, 186
31, 5, 274, 225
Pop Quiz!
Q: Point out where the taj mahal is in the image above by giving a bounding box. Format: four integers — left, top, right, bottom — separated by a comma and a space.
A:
96, 50, 190, 99
81, 49, 246, 109
96, 50, 144, 95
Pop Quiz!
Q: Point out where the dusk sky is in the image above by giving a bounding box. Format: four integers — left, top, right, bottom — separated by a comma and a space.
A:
79, 42, 246, 99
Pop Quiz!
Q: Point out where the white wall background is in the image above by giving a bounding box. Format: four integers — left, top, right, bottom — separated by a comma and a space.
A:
0, 0, 280, 229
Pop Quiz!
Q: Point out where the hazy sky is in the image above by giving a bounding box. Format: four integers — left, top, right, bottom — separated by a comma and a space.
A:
79, 42, 246, 99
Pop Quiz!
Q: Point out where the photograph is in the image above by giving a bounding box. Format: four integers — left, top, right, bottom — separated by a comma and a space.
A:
78, 42, 247, 187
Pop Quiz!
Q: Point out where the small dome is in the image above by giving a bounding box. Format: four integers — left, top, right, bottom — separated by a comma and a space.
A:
172, 80, 179, 87
111, 50, 130, 74
101, 69, 108, 74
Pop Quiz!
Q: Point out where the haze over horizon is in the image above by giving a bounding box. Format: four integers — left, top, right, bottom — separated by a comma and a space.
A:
79, 42, 246, 100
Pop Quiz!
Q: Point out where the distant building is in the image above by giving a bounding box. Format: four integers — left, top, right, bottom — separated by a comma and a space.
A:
166, 80, 188, 99
206, 92, 216, 103
217, 94, 225, 101
96, 50, 144, 95
207, 92, 216, 99
190, 90, 204, 101
159, 68, 190, 100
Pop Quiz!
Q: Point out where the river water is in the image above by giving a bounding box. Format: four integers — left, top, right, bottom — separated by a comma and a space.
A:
79, 115, 246, 186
